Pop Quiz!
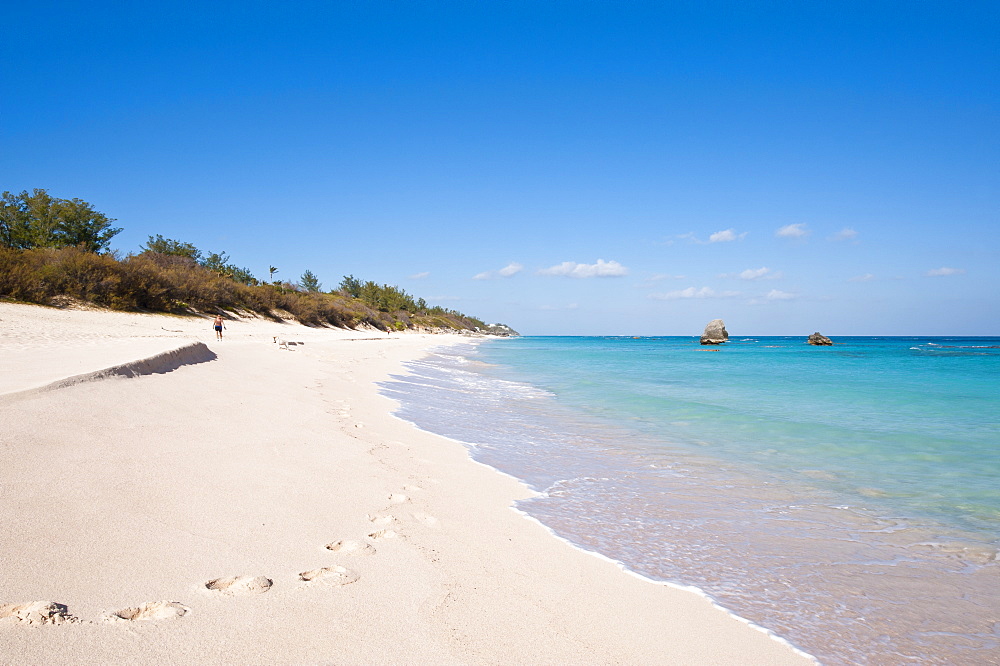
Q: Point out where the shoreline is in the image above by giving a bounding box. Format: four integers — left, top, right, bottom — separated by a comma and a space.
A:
385, 366, 815, 661
507, 505, 817, 662
382, 348, 819, 660
402, 335, 1000, 665
0, 303, 810, 664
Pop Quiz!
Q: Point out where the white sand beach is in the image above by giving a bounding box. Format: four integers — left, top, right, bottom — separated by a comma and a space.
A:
0, 302, 811, 664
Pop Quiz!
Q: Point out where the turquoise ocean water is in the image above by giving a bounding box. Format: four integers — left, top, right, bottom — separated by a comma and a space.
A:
380, 336, 1000, 665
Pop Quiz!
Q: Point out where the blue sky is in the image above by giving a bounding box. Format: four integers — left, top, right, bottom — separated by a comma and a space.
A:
4, 1, 997, 335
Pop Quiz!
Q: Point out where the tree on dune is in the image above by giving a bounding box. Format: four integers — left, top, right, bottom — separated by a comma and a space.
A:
339, 274, 361, 298
141, 235, 258, 286
299, 270, 322, 292
141, 235, 202, 261
0, 189, 121, 253
202, 251, 258, 286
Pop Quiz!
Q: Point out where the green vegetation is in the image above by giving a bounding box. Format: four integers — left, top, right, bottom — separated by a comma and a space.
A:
141, 234, 201, 260
1, 189, 121, 253
0, 189, 516, 334
341, 275, 418, 312
141, 234, 259, 286
200, 251, 258, 287
299, 270, 322, 292
334, 275, 492, 329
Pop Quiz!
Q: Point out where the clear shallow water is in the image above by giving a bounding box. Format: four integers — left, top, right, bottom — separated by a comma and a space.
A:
380, 336, 1000, 665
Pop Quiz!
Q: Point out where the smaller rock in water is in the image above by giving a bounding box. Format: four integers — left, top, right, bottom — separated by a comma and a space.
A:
700, 319, 729, 345
807, 332, 833, 346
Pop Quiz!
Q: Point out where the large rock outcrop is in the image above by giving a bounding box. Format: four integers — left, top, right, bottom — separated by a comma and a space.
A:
807, 332, 833, 346
700, 319, 729, 345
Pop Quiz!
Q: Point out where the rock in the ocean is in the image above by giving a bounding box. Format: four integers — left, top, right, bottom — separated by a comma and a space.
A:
807, 332, 833, 346
700, 319, 729, 345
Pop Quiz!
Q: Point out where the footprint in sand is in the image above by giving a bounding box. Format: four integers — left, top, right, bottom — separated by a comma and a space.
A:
0, 601, 77, 625
298, 566, 359, 586
367, 513, 396, 526
325, 540, 376, 556
402, 484, 422, 492
205, 575, 273, 595
367, 529, 398, 541
105, 601, 189, 622
411, 512, 440, 528
328, 399, 351, 418
388, 493, 409, 504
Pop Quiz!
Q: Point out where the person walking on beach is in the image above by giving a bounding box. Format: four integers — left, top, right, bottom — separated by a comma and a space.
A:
213, 314, 226, 340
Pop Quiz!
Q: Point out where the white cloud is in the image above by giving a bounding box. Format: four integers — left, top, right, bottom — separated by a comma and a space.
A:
776, 223, 809, 239
742, 267, 781, 280
539, 259, 628, 278
747, 289, 798, 305
473, 262, 524, 280
708, 228, 747, 243
925, 267, 966, 277
830, 227, 858, 241
720, 266, 781, 280
678, 229, 747, 244
644, 273, 686, 283
409, 271, 430, 279
498, 262, 523, 277
650, 287, 741, 300
849, 273, 875, 282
